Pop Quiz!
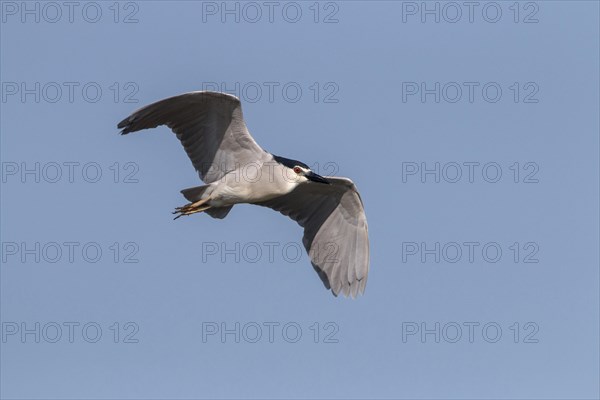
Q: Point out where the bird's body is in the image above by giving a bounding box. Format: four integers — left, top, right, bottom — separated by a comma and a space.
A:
198, 159, 298, 206
118, 91, 369, 297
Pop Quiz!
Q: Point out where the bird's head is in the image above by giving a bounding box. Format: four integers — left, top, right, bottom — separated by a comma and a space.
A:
273, 155, 330, 185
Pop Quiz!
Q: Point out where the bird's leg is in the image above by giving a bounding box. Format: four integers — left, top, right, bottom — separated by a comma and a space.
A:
173, 197, 212, 219
175, 201, 199, 212
173, 205, 211, 219
175, 197, 210, 212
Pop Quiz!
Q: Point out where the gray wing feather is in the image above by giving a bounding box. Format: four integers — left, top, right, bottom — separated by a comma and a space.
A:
117, 91, 270, 183
255, 177, 369, 297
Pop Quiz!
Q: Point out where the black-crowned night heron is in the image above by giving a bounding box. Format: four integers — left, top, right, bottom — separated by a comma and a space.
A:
118, 91, 369, 297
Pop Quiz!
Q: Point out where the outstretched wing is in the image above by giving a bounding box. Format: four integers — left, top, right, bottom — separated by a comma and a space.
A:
118, 91, 270, 183
255, 178, 369, 297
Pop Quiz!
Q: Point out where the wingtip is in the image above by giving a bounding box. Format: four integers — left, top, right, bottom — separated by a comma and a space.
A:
331, 278, 366, 299
117, 119, 133, 135
117, 115, 135, 134
117, 117, 129, 129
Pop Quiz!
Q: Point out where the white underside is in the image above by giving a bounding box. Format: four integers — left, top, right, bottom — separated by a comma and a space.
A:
205, 162, 302, 207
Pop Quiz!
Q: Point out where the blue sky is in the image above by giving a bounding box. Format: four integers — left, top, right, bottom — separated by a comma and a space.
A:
1, 1, 599, 399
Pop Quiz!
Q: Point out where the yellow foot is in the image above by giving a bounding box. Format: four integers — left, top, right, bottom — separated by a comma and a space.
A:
173, 198, 211, 220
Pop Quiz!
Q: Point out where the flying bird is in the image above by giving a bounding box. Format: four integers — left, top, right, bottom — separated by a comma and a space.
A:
117, 91, 369, 297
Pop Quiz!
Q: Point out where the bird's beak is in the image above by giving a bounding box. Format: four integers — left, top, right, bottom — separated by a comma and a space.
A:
307, 171, 330, 184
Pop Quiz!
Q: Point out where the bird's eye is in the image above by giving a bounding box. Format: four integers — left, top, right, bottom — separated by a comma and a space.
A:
293, 166, 302, 174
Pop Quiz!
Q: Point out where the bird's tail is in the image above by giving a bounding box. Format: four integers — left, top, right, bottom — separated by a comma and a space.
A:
179, 185, 233, 219
180, 185, 211, 202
